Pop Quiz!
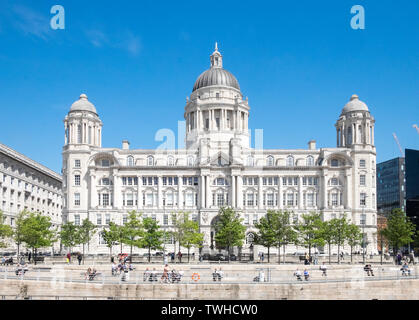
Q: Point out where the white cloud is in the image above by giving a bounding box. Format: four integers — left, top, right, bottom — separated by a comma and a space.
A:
11, 4, 52, 40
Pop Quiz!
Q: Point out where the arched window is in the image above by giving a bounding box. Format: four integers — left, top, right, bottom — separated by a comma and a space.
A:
247, 156, 254, 167
306, 156, 314, 166
187, 156, 194, 167
167, 156, 174, 166
266, 156, 274, 167
346, 127, 352, 145
286, 156, 294, 167
331, 159, 339, 167
127, 156, 134, 167
147, 156, 154, 166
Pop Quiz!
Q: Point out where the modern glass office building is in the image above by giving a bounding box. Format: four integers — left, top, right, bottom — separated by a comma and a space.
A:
406, 149, 419, 222
377, 157, 405, 216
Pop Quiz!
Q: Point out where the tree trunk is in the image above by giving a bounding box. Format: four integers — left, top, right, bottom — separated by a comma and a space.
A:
82, 243, 85, 265
338, 243, 341, 264
277, 243, 281, 264
227, 245, 230, 263
148, 247, 151, 263
109, 246, 112, 262
283, 244, 286, 264
267, 247, 270, 263
328, 243, 331, 264
34, 248, 37, 266
350, 246, 353, 264
188, 247, 190, 263
309, 244, 311, 259
17, 243, 20, 258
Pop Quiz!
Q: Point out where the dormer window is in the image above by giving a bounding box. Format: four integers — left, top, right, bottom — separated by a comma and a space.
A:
331, 159, 339, 167
267, 156, 274, 167
286, 156, 294, 167
101, 159, 110, 167
127, 156, 134, 167
147, 156, 154, 166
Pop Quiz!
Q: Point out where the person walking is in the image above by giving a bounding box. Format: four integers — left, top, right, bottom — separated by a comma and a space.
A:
320, 262, 327, 276
28, 251, 31, 263
261, 253, 264, 263
177, 251, 182, 263
77, 253, 83, 265
66, 252, 71, 264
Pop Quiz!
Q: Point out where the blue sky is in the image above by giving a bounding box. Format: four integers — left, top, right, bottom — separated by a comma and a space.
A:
0, 0, 418, 173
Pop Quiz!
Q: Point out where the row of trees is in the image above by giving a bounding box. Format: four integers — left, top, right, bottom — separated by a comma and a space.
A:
97, 211, 204, 262
0, 208, 417, 265
212, 208, 419, 264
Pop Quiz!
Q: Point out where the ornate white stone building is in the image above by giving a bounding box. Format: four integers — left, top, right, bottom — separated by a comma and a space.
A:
62, 45, 378, 255
0, 143, 62, 252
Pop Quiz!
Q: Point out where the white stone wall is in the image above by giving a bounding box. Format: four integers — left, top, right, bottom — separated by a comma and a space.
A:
0, 143, 62, 253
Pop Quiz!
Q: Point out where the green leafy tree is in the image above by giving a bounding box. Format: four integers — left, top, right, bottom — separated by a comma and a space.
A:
214, 207, 246, 262
121, 211, 143, 259
139, 217, 164, 262
179, 214, 204, 262
171, 212, 187, 258
346, 224, 362, 264
108, 222, 126, 254
320, 220, 335, 264
59, 222, 80, 255
101, 227, 119, 261
331, 217, 350, 263
0, 211, 13, 248
20, 212, 57, 265
13, 210, 29, 256
77, 218, 96, 264
295, 212, 324, 258
254, 210, 277, 262
381, 209, 416, 263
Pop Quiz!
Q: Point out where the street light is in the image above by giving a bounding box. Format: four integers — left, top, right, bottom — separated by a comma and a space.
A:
362, 194, 368, 264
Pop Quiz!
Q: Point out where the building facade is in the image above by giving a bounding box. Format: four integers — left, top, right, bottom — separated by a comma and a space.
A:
0, 143, 62, 251
62, 45, 378, 255
376, 157, 406, 216
405, 149, 419, 224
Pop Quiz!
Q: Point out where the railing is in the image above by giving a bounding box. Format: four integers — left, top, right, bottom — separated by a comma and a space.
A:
0, 266, 417, 286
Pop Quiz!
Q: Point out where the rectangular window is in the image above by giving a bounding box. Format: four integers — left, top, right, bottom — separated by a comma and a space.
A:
216, 194, 224, 206
359, 159, 366, 168
307, 193, 314, 207
332, 193, 338, 206
267, 193, 274, 206
97, 214, 102, 225
287, 193, 294, 206
75, 160, 81, 168
186, 193, 193, 207
74, 193, 80, 206
105, 214, 110, 225
74, 215, 80, 225
74, 175, 80, 186
146, 193, 153, 206
122, 215, 128, 225
253, 214, 258, 225
163, 214, 168, 225
360, 214, 367, 225
247, 193, 254, 206
360, 175, 366, 186
244, 214, 249, 225
102, 193, 109, 206
360, 193, 367, 206
126, 193, 133, 206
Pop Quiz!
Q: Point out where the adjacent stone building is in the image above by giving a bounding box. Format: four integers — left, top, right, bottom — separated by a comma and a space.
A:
62, 45, 378, 255
0, 143, 62, 252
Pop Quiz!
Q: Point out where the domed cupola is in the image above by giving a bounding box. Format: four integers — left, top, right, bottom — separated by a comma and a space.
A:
69, 94, 98, 115
335, 94, 375, 148
341, 94, 369, 114
192, 43, 240, 92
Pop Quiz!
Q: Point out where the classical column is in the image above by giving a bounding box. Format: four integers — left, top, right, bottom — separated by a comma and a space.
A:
205, 175, 210, 208
258, 176, 263, 209
200, 175, 205, 209
298, 176, 303, 209
137, 175, 142, 210
237, 175, 243, 209
157, 176, 163, 208
113, 171, 120, 209
278, 176, 283, 209
322, 171, 328, 210
178, 175, 183, 209
89, 171, 96, 208
231, 175, 236, 208
345, 169, 352, 209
